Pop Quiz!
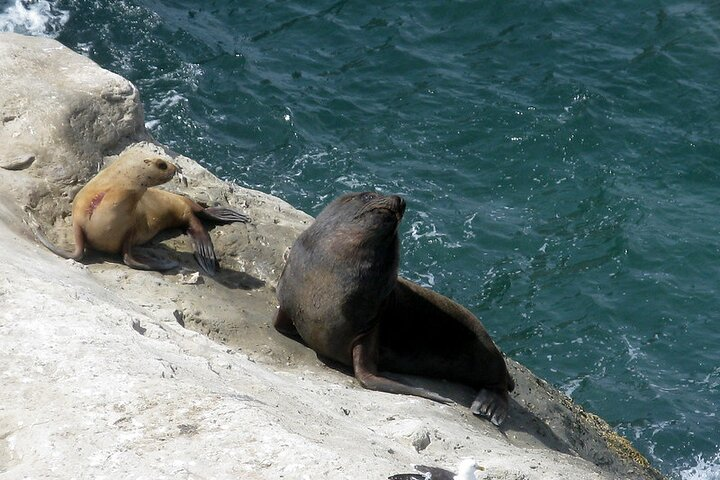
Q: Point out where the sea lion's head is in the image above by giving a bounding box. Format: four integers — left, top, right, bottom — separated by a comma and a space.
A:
109, 155, 176, 188
314, 191, 406, 246
136, 157, 177, 187
103, 151, 178, 190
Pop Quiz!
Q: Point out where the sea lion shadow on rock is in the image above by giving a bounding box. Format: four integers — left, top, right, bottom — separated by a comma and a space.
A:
68, 241, 188, 275
51, 241, 177, 271
500, 396, 576, 455
151, 227, 265, 290
212, 267, 265, 290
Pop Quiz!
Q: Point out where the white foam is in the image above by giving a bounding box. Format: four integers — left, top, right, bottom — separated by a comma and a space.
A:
415, 272, 435, 287
150, 91, 187, 110
560, 377, 583, 398
409, 221, 447, 242
679, 451, 720, 480
0, 0, 69, 38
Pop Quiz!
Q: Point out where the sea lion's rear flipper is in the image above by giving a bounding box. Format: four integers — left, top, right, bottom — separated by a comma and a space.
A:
471, 388, 509, 426
352, 332, 454, 405
122, 231, 180, 271
28, 213, 85, 261
187, 215, 218, 276
198, 206, 251, 224
123, 247, 180, 272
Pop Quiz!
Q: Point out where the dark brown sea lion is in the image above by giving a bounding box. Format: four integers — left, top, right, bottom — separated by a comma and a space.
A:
33, 150, 249, 275
274, 191, 515, 425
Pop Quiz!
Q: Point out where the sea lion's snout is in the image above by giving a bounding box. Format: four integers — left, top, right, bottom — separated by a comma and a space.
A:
157, 159, 178, 182
160, 159, 177, 176
351, 192, 406, 226
136, 157, 178, 187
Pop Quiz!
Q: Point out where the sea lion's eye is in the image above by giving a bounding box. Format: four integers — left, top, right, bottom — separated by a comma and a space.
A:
361, 192, 376, 202
157, 161, 168, 170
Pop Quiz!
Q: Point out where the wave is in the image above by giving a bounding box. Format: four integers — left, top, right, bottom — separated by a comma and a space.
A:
0, 0, 69, 38
679, 451, 720, 480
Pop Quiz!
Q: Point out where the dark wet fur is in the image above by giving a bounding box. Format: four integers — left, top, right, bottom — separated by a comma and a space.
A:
275, 191, 513, 425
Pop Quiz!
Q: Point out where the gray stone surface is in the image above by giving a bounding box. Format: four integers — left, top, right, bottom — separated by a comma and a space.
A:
0, 32, 663, 480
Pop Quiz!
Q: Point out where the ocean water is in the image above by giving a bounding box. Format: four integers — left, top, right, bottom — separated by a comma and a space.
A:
2, 1, 719, 478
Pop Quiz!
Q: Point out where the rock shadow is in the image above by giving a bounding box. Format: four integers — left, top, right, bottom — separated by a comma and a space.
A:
212, 266, 265, 290
148, 229, 265, 290
72, 240, 265, 290
500, 396, 576, 455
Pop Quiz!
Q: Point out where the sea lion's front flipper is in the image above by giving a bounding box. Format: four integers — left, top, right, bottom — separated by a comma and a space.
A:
471, 388, 510, 426
352, 331, 454, 405
273, 308, 302, 339
198, 206, 251, 224
28, 213, 85, 261
187, 215, 218, 276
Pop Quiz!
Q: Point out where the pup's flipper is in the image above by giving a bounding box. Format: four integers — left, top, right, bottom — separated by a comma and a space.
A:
199, 206, 250, 224
123, 248, 180, 272
187, 215, 218, 276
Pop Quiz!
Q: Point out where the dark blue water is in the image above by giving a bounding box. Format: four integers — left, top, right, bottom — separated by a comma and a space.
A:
3, 1, 720, 477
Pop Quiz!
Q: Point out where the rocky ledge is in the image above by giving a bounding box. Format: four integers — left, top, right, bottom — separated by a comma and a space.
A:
0, 33, 663, 480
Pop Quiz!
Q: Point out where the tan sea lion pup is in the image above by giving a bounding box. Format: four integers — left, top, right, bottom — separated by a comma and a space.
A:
34, 151, 249, 275
274, 192, 515, 425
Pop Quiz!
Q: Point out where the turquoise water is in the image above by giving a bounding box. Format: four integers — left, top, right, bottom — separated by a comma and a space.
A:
3, 1, 720, 477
